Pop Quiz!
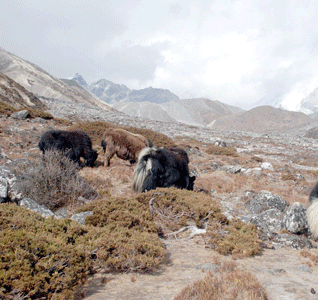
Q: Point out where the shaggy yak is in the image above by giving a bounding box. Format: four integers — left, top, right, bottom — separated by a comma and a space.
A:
101, 128, 152, 166
132, 147, 196, 193
38, 130, 97, 167
307, 182, 318, 238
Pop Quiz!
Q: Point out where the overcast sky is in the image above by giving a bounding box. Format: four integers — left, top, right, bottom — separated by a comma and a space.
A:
1, 0, 318, 110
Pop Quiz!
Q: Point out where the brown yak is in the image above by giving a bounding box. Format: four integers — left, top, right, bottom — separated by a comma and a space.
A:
101, 128, 153, 166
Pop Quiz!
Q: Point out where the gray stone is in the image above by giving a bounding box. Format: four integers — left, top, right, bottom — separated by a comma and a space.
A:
70, 211, 94, 225
227, 165, 241, 174
261, 162, 274, 171
11, 110, 29, 120
250, 208, 284, 236
243, 167, 262, 176
283, 202, 308, 233
272, 233, 314, 249
19, 198, 56, 218
246, 190, 287, 214
0, 176, 8, 202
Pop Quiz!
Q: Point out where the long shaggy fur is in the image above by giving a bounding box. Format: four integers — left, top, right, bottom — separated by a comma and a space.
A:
38, 130, 97, 167
101, 128, 152, 166
132, 147, 196, 193
307, 182, 318, 238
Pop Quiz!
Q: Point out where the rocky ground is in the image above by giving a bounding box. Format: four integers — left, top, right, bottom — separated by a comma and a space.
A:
3, 104, 318, 300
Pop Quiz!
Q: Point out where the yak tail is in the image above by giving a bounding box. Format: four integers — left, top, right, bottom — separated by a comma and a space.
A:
132, 147, 153, 193
101, 140, 107, 152
308, 182, 318, 238
147, 139, 153, 147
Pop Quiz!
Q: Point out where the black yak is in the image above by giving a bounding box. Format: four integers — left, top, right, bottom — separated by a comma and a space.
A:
38, 130, 97, 167
132, 147, 196, 193
307, 182, 318, 238
101, 128, 152, 166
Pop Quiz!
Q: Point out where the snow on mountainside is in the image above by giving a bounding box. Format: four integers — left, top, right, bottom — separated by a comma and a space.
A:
298, 87, 318, 114
0, 47, 112, 112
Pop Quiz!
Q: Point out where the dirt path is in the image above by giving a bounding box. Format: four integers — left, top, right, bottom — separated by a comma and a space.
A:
80, 237, 318, 300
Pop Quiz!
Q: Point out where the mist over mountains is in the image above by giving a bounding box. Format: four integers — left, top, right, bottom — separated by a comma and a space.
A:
1, 46, 318, 134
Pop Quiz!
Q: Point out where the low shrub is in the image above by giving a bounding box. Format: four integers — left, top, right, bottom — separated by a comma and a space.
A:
15, 151, 97, 211
135, 188, 226, 233
0, 199, 166, 299
207, 219, 261, 257
0, 204, 93, 299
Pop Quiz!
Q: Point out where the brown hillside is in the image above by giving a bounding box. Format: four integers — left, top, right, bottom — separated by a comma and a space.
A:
213, 105, 311, 133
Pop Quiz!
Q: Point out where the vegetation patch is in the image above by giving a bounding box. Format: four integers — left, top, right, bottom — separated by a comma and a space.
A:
70, 121, 175, 148
79, 197, 159, 234
0, 101, 16, 115
206, 144, 238, 157
207, 219, 261, 257
0, 204, 92, 300
0, 198, 166, 299
15, 151, 97, 211
27, 108, 54, 120
174, 261, 268, 300
135, 187, 226, 233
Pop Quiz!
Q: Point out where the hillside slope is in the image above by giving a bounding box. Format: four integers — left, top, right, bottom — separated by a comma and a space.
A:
212, 105, 311, 133
0, 47, 112, 112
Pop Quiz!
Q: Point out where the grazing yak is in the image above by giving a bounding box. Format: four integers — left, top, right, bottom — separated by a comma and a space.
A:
38, 130, 97, 167
101, 128, 152, 166
307, 182, 318, 238
132, 147, 196, 193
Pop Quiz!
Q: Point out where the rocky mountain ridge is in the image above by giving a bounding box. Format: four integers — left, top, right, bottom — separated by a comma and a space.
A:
0, 47, 112, 113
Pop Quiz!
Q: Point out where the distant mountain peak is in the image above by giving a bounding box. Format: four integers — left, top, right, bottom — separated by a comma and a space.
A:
70, 73, 89, 89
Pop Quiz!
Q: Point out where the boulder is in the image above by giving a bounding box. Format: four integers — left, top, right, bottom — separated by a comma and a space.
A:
246, 190, 287, 214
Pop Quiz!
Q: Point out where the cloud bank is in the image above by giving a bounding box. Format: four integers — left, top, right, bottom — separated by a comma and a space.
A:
2, 0, 318, 110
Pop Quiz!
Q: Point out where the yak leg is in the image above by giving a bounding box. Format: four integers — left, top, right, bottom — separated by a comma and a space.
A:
104, 149, 114, 167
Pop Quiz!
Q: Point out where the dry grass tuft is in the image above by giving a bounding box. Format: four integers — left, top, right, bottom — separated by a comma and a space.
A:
27, 108, 54, 120
205, 145, 238, 157
0, 101, 16, 115
174, 261, 268, 300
